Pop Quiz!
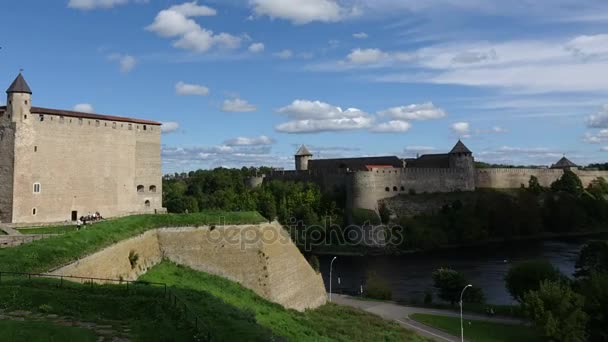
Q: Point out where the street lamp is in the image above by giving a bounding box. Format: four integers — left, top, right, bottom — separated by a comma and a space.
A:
329, 256, 337, 302
460, 284, 472, 342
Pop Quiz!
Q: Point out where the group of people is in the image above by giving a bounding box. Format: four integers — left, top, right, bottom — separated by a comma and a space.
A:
76, 212, 104, 230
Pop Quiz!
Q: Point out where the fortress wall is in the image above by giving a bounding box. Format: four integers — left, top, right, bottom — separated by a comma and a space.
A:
157, 223, 327, 311
50, 229, 163, 281
0, 121, 15, 223
573, 169, 608, 186
11, 114, 162, 223
351, 168, 474, 210
475, 168, 564, 188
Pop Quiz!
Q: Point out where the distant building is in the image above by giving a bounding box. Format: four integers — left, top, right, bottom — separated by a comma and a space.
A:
0, 73, 164, 224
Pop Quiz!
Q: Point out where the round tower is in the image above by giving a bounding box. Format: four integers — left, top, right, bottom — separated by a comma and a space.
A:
295, 145, 313, 171
5, 73, 32, 124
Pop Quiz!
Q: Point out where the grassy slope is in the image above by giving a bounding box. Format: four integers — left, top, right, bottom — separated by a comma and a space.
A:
0, 279, 198, 341
410, 313, 541, 342
140, 261, 430, 342
0, 211, 265, 273
0, 320, 97, 342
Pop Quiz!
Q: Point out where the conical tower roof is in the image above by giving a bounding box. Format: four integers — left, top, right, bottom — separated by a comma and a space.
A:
6, 73, 32, 94
449, 140, 471, 154
295, 145, 312, 156
551, 156, 578, 169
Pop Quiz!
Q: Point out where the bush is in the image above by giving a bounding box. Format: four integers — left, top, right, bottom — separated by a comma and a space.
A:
551, 170, 584, 196
505, 260, 563, 302
423, 291, 433, 304
523, 280, 588, 342
128, 250, 139, 269
574, 240, 608, 278
378, 202, 391, 224
432, 268, 484, 305
351, 208, 381, 226
366, 272, 392, 300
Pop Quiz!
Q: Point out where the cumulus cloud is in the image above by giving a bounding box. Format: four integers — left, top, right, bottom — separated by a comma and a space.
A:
451, 122, 471, 138
161, 122, 180, 134
249, 42, 265, 53
108, 53, 136, 73
370, 120, 411, 133
586, 105, 608, 128
274, 49, 294, 59
221, 98, 257, 112
175, 81, 209, 96
275, 99, 373, 133
146, 2, 241, 53
250, 0, 357, 24
224, 135, 275, 146
378, 102, 446, 120
73, 103, 95, 113
353, 32, 368, 39
346, 48, 389, 64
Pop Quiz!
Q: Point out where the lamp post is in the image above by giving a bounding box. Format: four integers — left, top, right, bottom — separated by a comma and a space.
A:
329, 256, 337, 302
460, 284, 472, 342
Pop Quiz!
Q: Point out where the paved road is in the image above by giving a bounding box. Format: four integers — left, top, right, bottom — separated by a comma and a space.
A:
331, 294, 524, 342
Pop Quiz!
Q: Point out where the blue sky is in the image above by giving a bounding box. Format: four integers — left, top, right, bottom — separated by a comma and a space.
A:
3, 0, 608, 173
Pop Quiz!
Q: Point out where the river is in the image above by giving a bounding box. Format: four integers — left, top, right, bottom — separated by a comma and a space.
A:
315, 233, 608, 305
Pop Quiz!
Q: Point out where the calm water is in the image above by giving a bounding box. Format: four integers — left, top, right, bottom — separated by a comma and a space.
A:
315, 233, 608, 305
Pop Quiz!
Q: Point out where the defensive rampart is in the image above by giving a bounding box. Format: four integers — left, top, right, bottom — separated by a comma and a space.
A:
50, 223, 327, 312
475, 168, 608, 189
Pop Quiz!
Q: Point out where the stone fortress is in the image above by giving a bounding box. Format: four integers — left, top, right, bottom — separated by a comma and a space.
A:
0, 73, 164, 224
258, 141, 608, 212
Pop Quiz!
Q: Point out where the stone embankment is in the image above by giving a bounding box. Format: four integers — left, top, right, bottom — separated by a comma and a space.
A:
50, 222, 327, 311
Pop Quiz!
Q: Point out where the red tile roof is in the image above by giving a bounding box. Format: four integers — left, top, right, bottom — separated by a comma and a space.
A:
0, 106, 160, 125
30, 107, 161, 125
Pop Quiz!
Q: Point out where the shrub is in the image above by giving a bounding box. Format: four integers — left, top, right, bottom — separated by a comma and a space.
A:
351, 208, 381, 226
366, 272, 392, 300
432, 268, 485, 305
378, 202, 391, 224
574, 240, 608, 278
423, 291, 433, 304
505, 260, 562, 302
128, 250, 139, 269
308, 255, 320, 274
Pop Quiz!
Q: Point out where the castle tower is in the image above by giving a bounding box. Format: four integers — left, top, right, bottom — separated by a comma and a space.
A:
5, 73, 32, 124
448, 139, 474, 170
295, 145, 313, 171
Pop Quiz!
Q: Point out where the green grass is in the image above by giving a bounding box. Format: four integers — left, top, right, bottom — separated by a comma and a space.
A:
0, 211, 265, 273
0, 278, 198, 341
140, 261, 431, 342
396, 299, 523, 318
17, 225, 77, 235
0, 320, 97, 342
410, 313, 541, 342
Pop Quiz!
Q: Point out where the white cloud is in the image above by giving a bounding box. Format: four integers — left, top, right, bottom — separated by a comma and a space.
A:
370, 120, 411, 133
68, 0, 128, 10
275, 99, 373, 133
347, 48, 389, 64
221, 98, 257, 112
161, 122, 180, 134
162, 144, 288, 171
378, 102, 446, 120
250, 0, 357, 24
73, 103, 95, 113
274, 49, 294, 59
224, 135, 275, 146
404, 146, 436, 154
146, 3, 241, 53
583, 130, 608, 144
451, 122, 471, 138
249, 42, 265, 53
108, 53, 136, 73
353, 32, 368, 39
586, 105, 608, 128
175, 81, 209, 96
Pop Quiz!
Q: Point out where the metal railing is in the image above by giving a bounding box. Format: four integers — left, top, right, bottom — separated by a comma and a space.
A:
0, 270, 212, 341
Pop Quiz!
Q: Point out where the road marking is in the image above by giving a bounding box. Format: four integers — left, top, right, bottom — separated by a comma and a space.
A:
396, 319, 456, 342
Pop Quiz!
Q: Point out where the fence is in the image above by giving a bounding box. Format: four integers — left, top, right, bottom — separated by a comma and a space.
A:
0, 271, 212, 341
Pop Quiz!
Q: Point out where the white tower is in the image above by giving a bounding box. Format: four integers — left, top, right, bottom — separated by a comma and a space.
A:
5, 73, 32, 123
295, 145, 313, 171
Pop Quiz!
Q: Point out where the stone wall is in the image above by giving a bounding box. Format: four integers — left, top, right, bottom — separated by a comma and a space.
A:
10, 112, 162, 223
475, 168, 608, 189
49, 224, 327, 312
0, 120, 15, 223
351, 168, 475, 210
50, 230, 163, 281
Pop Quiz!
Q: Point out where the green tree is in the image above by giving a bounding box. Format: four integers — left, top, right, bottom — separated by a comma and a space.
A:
574, 240, 608, 278
432, 268, 484, 305
257, 191, 277, 222
366, 271, 392, 300
307, 255, 320, 273
528, 175, 544, 195
578, 272, 608, 341
523, 280, 588, 342
551, 170, 584, 196
505, 260, 562, 302
378, 202, 391, 224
